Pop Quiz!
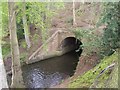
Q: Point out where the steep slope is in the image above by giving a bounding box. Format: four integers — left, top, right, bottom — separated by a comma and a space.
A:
69, 52, 118, 88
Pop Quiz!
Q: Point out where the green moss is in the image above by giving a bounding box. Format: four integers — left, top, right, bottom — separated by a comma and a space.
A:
69, 52, 118, 88
105, 65, 118, 88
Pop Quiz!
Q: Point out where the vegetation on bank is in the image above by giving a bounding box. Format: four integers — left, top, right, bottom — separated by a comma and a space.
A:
69, 2, 119, 88
1, 1, 119, 88
69, 52, 118, 88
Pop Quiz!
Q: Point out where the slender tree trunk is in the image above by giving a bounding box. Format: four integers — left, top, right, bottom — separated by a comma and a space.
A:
0, 2, 8, 89
73, 0, 76, 26
22, 1, 31, 49
0, 45, 8, 89
82, 0, 85, 4
8, 2, 25, 88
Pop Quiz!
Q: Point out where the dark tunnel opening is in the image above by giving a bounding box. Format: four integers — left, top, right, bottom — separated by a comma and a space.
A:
7, 37, 83, 88
60, 37, 83, 57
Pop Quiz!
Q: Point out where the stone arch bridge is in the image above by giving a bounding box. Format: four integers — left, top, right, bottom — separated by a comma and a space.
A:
27, 30, 82, 64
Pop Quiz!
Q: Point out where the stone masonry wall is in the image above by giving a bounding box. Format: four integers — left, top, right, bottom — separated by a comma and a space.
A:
28, 30, 75, 64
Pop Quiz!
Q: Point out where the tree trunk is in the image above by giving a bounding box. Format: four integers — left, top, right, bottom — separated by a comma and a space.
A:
22, 1, 31, 49
73, 0, 76, 26
8, 2, 25, 88
0, 3, 8, 89
0, 45, 8, 89
82, 0, 85, 4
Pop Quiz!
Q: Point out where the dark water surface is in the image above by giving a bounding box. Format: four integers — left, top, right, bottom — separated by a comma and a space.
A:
22, 51, 79, 88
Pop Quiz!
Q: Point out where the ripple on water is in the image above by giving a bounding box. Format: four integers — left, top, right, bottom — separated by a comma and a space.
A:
25, 69, 68, 88
22, 51, 79, 88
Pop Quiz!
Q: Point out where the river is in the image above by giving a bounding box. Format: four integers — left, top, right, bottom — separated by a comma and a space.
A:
8, 51, 80, 88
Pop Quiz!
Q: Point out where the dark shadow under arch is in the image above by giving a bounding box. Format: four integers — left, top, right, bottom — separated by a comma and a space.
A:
60, 37, 83, 57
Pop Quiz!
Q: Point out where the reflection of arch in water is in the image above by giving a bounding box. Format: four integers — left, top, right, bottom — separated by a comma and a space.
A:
60, 37, 83, 56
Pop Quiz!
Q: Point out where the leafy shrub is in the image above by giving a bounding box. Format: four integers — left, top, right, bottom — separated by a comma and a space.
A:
2, 43, 10, 58
20, 52, 27, 64
98, 2, 120, 56
72, 28, 102, 56
21, 41, 27, 49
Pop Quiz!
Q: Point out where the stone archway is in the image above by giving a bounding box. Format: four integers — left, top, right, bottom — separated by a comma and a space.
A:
28, 30, 82, 64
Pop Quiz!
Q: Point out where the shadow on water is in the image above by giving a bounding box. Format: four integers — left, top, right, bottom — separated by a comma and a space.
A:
22, 51, 79, 88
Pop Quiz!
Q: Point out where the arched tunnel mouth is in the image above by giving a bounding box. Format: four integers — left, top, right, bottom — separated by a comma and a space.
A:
60, 37, 83, 57
7, 37, 83, 88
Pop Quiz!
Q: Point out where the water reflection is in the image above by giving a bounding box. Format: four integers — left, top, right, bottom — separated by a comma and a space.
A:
22, 51, 79, 88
